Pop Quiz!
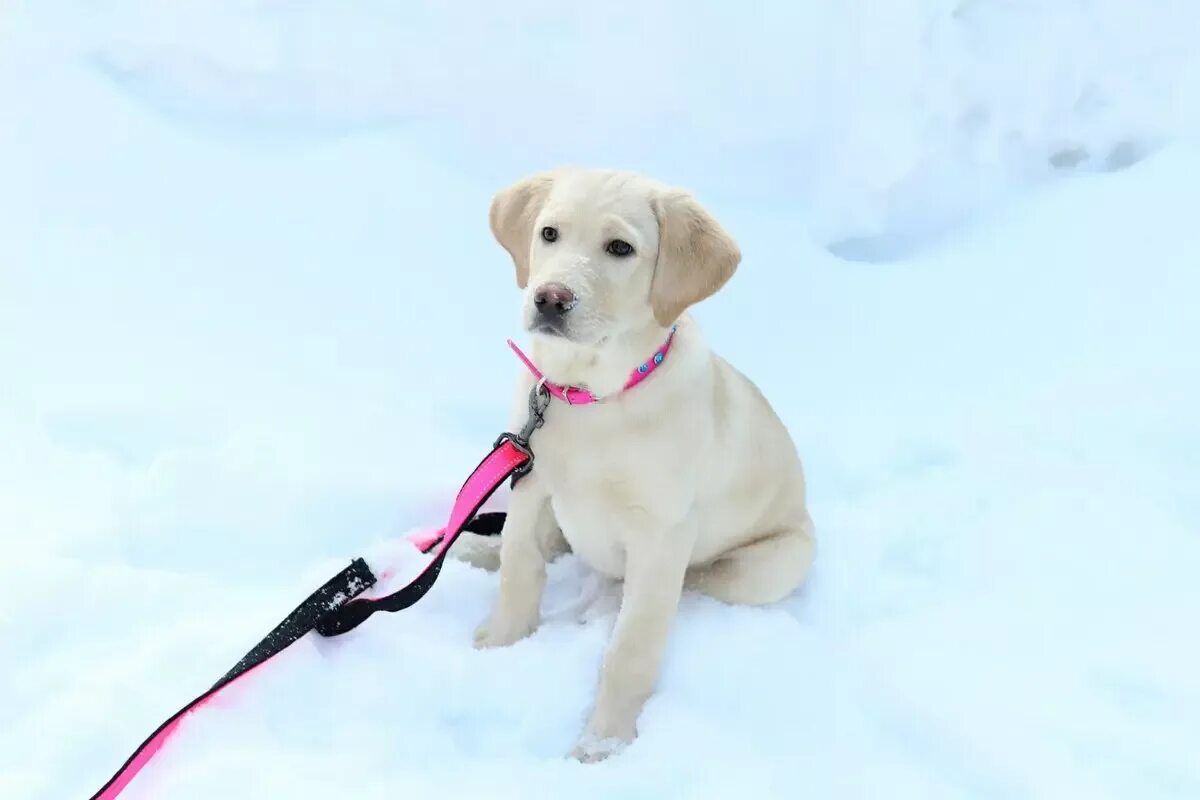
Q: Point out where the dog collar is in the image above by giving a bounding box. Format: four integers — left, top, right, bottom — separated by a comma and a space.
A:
506, 325, 678, 405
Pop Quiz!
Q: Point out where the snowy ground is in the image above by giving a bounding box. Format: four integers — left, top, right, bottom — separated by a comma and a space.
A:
3, 2, 1199, 798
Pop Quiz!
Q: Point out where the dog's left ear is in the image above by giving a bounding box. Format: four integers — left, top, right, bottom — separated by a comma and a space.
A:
489, 172, 556, 289
650, 188, 741, 326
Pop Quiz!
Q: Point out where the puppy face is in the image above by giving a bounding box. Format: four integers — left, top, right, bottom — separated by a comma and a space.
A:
523, 172, 660, 343
489, 168, 741, 345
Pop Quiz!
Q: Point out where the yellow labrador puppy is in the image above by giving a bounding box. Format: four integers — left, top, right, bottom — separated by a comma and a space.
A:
473, 167, 815, 761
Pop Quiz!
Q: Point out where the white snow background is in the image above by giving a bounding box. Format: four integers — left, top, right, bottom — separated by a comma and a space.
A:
2, 2, 1199, 798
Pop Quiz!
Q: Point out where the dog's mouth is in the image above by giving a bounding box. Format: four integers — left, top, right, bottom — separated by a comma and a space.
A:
528, 311, 574, 339
526, 316, 613, 347
531, 322, 565, 337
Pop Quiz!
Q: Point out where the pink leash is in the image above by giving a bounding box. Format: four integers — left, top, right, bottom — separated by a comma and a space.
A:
88, 415, 544, 799
88, 328, 676, 797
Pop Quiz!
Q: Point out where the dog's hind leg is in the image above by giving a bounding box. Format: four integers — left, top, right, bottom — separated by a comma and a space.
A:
685, 516, 815, 605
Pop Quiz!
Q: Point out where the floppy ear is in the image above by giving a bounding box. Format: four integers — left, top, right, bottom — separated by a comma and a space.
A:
650, 188, 741, 326
489, 172, 555, 289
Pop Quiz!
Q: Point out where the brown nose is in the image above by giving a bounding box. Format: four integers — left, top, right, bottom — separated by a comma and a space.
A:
533, 282, 576, 317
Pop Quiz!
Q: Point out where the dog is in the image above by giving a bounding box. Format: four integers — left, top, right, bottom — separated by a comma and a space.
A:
469, 167, 815, 762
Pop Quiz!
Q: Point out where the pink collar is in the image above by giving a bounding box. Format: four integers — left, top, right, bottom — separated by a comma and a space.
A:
506, 325, 678, 405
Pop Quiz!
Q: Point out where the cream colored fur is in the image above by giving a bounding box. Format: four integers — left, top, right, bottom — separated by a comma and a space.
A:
469, 167, 814, 762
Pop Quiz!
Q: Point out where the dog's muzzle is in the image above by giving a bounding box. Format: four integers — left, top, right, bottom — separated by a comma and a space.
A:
531, 282, 576, 335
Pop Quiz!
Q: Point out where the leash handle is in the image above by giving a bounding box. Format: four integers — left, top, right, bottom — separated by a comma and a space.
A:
317, 385, 543, 636
315, 437, 531, 636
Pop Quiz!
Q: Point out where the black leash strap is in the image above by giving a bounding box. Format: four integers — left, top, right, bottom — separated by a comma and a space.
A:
217, 557, 377, 686
87, 513, 509, 800
86, 385, 546, 799
88, 558, 378, 800
313, 437, 531, 637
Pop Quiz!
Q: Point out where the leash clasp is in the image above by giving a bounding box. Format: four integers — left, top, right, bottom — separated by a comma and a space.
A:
494, 381, 551, 486
519, 379, 551, 443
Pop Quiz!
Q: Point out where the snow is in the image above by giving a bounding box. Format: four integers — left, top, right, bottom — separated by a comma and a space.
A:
2, 2, 1199, 798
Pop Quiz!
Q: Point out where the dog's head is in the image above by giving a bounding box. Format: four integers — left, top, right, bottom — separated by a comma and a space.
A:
489, 168, 740, 344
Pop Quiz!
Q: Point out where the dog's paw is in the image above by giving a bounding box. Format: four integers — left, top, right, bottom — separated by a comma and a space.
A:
568, 731, 631, 763
472, 613, 537, 649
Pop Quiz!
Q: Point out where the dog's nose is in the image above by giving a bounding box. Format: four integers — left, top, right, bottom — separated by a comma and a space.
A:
533, 283, 576, 316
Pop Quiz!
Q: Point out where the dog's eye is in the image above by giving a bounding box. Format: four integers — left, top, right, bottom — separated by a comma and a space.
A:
606, 239, 634, 257
541, 226, 558, 243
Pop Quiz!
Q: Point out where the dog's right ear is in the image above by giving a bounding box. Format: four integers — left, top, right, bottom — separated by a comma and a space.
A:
489, 172, 555, 289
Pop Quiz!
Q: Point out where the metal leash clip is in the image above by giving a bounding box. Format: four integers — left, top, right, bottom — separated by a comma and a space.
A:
494, 380, 551, 485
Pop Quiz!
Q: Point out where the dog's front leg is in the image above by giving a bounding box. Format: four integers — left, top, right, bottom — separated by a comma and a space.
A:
571, 520, 695, 762
474, 475, 555, 648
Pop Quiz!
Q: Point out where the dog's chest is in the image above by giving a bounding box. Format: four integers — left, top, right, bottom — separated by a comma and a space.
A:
529, 407, 659, 577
